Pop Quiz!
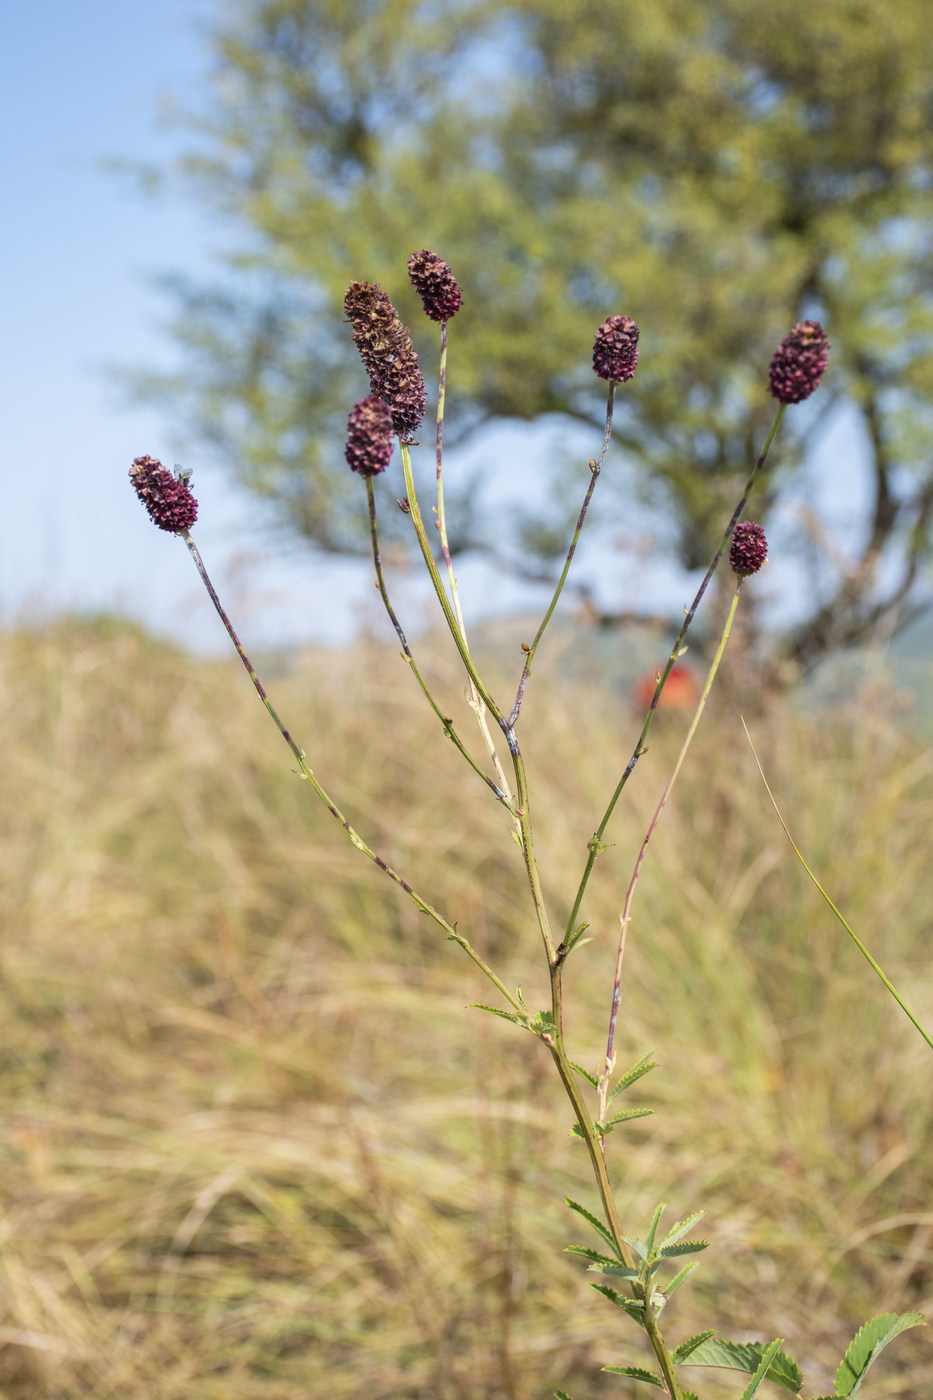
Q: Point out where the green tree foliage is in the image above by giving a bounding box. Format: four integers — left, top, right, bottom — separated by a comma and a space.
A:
157, 0, 933, 666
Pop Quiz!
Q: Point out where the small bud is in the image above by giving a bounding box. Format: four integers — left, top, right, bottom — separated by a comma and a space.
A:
407, 250, 463, 322
129, 455, 198, 533
344, 395, 395, 477
768, 320, 830, 404
730, 521, 768, 577
592, 315, 640, 383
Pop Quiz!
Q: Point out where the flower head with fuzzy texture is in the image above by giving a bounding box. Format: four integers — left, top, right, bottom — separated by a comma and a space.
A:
345, 395, 395, 477
344, 281, 427, 438
592, 316, 640, 383
730, 521, 768, 577
768, 321, 830, 404
129, 456, 198, 533
407, 250, 462, 322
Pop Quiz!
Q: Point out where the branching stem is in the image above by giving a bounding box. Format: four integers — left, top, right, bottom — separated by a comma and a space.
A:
509, 384, 617, 727
602, 582, 744, 1110
564, 405, 785, 944
181, 528, 521, 1011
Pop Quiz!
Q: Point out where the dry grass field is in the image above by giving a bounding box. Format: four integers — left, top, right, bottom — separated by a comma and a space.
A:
0, 615, 929, 1397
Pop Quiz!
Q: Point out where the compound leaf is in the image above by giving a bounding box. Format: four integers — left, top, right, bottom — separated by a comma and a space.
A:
835, 1312, 925, 1396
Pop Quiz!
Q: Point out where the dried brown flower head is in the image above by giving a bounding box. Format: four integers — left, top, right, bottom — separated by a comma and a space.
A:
768, 321, 830, 404
407, 250, 463, 322
345, 395, 395, 477
129, 456, 198, 533
592, 315, 640, 383
344, 281, 427, 438
730, 521, 768, 577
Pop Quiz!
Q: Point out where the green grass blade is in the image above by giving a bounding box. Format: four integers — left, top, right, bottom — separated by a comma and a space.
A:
744, 721, 933, 1052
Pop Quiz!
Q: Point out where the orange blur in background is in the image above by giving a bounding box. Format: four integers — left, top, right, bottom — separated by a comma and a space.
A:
631, 663, 701, 712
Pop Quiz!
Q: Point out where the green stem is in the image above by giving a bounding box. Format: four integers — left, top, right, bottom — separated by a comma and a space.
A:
511, 745, 558, 965
509, 384, 617, 726
366, 478, 510, 805
544, 982, 683, 1399
564, 405, 785, 944
181, 529, 521, 1012
603, 583, 744, 1099
400, 443, 504, 723
432, 326, 514, 805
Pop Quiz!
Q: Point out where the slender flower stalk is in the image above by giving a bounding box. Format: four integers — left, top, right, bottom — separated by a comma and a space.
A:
365, 476, 509, 805
431, 315, 514, 808
399, 443, 558, 962
602, 577, 748, 1114
563, 405, 785, 945
177, 524, 519, 1009
399, 442, 504, 724
509, 384, 617, 726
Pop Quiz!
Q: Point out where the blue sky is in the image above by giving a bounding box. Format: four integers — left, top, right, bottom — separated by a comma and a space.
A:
1, 3, 876, 661
2, 0, 389, 651
0, 3, 690, 657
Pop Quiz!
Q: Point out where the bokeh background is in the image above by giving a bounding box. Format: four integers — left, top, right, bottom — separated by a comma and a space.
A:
2, 3, 931, 1397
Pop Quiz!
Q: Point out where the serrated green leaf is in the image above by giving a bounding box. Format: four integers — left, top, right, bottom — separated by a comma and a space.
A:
565, 1199, 618, 1254
554, 1391, 574, 1399
665, 1260, 701, 1297
468, 1003, 530, 1028
683, 1338, 803, 1394
623, 1234, 649, 1261
645, 1203, 666, 1253
569, 1060, 599, 1088
565, 1245, 620, 1267
600, 1106, 654, 1131
590, 1283, 647, 1328
739, 1339, 784, 1400
659, 1239, 710, 1258
674, 1331, 717, 1364
835, 1312, 925, 1396
659, 1210, 706, 1249
563, 921, 591, 955
602, 1365, 665, 1387
609, 1051, 657, 1101
591, 1262, 639, 1279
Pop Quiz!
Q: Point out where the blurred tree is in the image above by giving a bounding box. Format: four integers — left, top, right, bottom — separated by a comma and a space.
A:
153, 0, 933, 668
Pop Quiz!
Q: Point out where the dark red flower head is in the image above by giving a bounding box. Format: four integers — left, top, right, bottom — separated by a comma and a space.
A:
768, 321, 830, 404
129, 455, 198, 533
730, 521, 768, 578
592, 315, 640, 383
344, 280, 427, 438
407, 250, 463, 322
345, 395, 395, 477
